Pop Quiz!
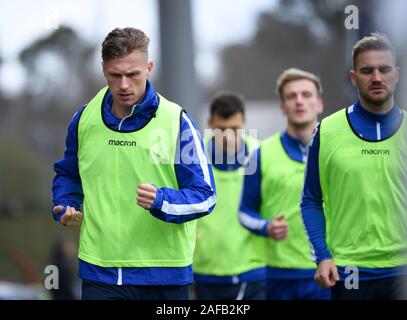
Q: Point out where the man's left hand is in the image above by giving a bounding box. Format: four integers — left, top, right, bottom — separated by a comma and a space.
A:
137, 184, 157, 209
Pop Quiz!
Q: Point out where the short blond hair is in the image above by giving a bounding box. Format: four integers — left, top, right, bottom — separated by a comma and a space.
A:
102, 27, 150, 61
276, 68, 323, 101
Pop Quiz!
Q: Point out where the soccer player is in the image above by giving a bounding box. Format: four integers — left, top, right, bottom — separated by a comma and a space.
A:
239, 68, 330, 299
193, 93, 266, 300
52, 27, 216, 300
301, 32, 407, 300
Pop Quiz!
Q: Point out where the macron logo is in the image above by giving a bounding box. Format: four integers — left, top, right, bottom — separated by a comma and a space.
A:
108, 140, 137, 147
361, 149, 390, 156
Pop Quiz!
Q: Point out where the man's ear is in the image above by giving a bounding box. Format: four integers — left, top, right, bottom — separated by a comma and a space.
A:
147, 60, 154, 77
317, 98, 324, 115
280, 102, 287, 116
350, 69, 357, 86
208, 117, 214, 130
395, 66, 400, 84
101, 60, 107, 76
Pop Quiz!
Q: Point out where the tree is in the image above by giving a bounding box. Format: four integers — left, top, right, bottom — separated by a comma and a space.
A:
0, 26, 103, 213
213, 0, 381, 116
15, 26, 103, 160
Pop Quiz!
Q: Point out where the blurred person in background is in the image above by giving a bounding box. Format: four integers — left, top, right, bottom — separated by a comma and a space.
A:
193, 93, 266, 300
50, 238, 76, 300
239, 68, 329, 300
52, 27, 216, 300
301, 32, 407, 300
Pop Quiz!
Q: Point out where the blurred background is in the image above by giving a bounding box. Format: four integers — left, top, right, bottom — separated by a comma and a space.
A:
0, 0, 406, 299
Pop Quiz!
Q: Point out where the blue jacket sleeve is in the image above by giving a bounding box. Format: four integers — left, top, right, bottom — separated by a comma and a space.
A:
238, 148, 269, 237
300, 124, 332, 264
52, 107, 85, 222
149, 112, 216, 224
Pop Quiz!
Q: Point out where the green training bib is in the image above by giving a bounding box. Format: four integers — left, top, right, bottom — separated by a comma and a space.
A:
260, 133, 315, 269
319, 108, 407, 268
193, 135, 266, 276
77, 87, 196, 267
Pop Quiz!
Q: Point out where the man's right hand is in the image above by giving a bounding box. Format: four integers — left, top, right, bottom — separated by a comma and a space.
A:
314, 259, 340, 288
53, 205, 83, 227
267, 214, 289, 240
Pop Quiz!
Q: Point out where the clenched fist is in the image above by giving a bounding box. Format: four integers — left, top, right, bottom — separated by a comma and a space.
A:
267, 214, 289, 240
136, 183, 157, 209
314, 259, 340, 288
53, 205, 83, 227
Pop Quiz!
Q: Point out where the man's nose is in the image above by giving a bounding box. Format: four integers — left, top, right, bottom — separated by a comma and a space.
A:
371, 69, 383, 82
119, 76, 130, 89
295, 95, 304, 105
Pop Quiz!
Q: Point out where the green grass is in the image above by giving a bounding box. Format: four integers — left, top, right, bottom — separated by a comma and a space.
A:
0, 213, 79, 283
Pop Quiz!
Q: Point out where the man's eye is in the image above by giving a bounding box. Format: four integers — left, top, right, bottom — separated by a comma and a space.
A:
379, 66, 392, 73
360, 68, 373, 74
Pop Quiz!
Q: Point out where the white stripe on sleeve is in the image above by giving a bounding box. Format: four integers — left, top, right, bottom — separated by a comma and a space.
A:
238, 211, 267, 230
182, 113, 212, 188
161, 194, 217, 215
159, 113, 216, 216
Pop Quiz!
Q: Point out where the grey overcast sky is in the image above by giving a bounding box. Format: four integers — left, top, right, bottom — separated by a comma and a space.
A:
0, 0, 277, 94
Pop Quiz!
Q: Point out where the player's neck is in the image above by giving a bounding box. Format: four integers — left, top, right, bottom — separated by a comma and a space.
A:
111, 102, 134, 119
359, 96, 394, 115
287, 122, 316, 146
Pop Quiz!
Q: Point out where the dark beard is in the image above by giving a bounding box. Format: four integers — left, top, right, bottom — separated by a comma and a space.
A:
360, 89, 392, 107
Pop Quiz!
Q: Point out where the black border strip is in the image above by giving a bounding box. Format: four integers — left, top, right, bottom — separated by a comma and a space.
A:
345, 107, 404, 143
75, 104, 87, 153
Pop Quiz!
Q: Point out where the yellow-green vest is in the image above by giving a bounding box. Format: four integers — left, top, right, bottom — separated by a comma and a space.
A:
260, 133, 315, 269
77, 87, 196, 268
193, 135, 266, 276
319, 108, 407, 268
